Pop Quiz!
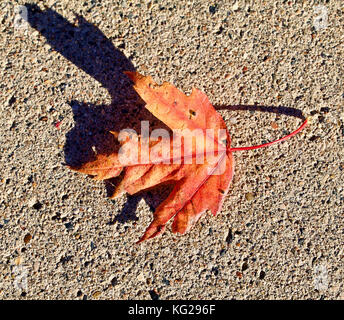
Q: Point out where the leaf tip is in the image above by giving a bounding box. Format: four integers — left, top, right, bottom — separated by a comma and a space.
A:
66, 164, 78, 172
110, 187, 125, 199
123, 71, 137, 82
109, 130, 119, 139
137, 224, 166, 243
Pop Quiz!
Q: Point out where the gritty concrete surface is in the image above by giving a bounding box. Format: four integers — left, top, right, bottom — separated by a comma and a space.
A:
0, 0, 343, 300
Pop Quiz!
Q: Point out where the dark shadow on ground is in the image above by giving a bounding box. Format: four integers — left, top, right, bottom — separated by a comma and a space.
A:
25, 3, 160, 223
214, 104, 305, 121
25, 3, 134, 98
106, 184, 174, 225
25, 3, 150, 166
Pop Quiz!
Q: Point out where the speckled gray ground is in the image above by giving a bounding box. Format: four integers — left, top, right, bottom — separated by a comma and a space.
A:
0, 0, 343, 300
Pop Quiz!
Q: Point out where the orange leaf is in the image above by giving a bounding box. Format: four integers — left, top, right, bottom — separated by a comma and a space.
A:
69, 71, 307, 243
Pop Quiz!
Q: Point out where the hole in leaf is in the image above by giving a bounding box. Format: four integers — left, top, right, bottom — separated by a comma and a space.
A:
189, 109, 196, 118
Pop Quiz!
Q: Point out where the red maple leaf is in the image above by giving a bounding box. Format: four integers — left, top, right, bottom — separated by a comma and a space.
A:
69, 72, 307, 243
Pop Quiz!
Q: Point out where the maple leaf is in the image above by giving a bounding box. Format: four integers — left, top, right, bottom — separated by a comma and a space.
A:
69, 71, 307, 243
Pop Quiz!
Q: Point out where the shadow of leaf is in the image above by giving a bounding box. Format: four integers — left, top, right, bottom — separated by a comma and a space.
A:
214, 104, 305, 120
25, 3, 155, 223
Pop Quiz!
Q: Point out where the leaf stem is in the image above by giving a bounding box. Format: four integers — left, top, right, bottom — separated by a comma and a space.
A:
229, 118, 308, 152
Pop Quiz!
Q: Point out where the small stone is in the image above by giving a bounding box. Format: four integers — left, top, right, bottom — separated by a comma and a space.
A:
92, 291, 101, 299
229, 117, 237, 124
24, 233, 32, 244
209, 5, 218, 15
7, 95, 16, 106
28, 197, 37, 207
271, 121, 279, 129
33, 262, 40, 272
110, 276, 118, 286
148, 289, 159, 300
212, 267, 219, 276
309, 135, 320, 142
33, 202, 43, 210
137, 272, 145, 282
15, 256, 22, 265
232, 2, 239, 11
259, 271, 266, 280
225, 228, 233, 244
64, 222, 73, 231
245, 192, 254, 201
